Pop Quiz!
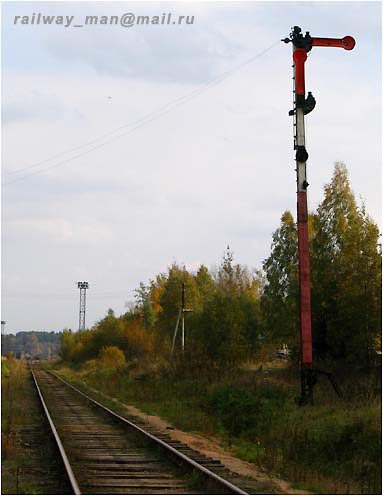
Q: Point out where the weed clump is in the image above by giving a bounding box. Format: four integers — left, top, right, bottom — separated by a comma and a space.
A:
208, 383, 289, 437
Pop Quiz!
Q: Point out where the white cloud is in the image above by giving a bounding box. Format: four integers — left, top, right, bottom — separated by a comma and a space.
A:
8, 218, 115, 244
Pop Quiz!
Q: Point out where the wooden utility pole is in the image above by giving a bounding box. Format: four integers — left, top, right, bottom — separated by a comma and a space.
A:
171, 282, 192, 356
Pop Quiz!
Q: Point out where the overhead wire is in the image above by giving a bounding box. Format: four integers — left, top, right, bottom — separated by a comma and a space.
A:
3, 40, 280, 186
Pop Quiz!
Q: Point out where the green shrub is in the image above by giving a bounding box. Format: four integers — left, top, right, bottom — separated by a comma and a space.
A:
208, 383, 289, 437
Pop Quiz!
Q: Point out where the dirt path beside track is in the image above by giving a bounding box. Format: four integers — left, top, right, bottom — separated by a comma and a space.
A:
79, 382, 309, 495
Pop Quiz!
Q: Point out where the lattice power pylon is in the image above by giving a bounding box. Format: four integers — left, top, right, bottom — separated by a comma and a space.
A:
77, 281, 89, 330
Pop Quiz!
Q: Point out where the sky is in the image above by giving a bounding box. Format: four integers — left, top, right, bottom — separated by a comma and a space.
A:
1, 1, 381, 334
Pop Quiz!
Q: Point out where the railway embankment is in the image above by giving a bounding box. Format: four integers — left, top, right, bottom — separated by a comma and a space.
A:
51, 358, 381, 495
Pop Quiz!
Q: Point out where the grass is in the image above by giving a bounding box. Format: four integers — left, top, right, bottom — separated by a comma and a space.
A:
50, 358, 382, 495
2, 358, 71, 494
2, 358, 37, 493
2, 358, 25, 461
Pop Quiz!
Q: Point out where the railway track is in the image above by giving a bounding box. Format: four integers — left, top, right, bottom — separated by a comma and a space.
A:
31, 366, 250, 495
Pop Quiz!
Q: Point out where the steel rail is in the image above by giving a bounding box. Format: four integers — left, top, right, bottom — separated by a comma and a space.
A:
30, 367, 82, 495
47, 368, 248, 495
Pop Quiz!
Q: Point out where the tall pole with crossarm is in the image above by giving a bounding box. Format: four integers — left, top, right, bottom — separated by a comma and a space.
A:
171, 281, 192, 356
283, 27, 355, 404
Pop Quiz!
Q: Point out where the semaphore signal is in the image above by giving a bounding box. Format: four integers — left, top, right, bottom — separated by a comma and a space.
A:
282, 26, 355, 404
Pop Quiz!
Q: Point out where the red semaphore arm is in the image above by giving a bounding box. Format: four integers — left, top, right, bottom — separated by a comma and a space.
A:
311, 36, 356, 50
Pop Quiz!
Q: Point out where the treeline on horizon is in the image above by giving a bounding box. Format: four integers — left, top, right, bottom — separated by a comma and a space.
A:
2, 331, 62, 359
60, 163, 381, 373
